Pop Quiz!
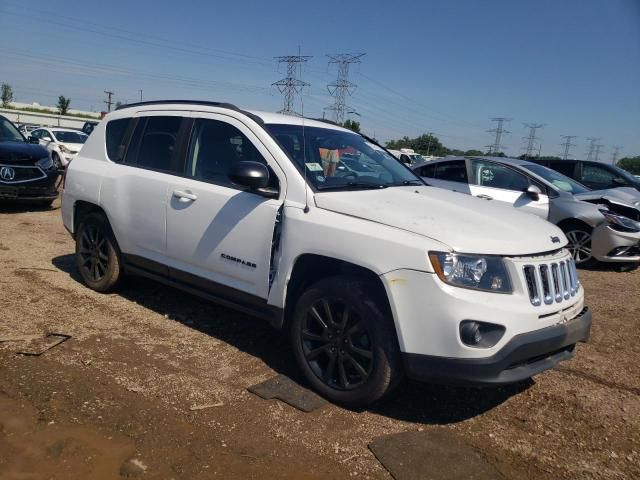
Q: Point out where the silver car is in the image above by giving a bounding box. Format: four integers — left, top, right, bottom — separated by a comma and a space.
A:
413, 156, 640, 266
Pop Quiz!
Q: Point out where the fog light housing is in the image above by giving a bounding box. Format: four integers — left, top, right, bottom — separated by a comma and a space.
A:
459, 320, 505, 348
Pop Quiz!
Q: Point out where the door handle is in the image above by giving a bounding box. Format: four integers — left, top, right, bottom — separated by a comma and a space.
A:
173, 190, 197, 202
476, 194, 493, 200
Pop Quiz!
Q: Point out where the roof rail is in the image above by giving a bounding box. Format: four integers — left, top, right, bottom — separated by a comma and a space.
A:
312, 118, 343, 127
115, 100, 240, 111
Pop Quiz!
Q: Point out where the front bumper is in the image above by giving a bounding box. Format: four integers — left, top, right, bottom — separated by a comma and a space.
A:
0, 168, 60, 202
591, 224, 640, 263
403, 307, 591, 385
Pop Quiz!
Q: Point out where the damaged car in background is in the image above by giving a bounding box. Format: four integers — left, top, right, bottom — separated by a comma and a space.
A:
414, 157, 640, 266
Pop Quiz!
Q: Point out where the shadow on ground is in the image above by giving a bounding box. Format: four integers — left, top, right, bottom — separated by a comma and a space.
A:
0, 203, 58, 214
52, 253, 530, 425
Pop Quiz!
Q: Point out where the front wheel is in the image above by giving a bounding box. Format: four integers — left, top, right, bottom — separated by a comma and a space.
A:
52, 152, 63, 170
75, 213, 123, 292
290, 276, 402, 407
563, 225, 595, 266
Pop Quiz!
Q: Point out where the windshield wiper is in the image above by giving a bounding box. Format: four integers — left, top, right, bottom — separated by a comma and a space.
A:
317, 181, 388, 190
386, 179, 424, 186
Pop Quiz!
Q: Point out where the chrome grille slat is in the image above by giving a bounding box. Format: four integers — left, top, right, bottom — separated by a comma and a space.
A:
523, 256, 580, 307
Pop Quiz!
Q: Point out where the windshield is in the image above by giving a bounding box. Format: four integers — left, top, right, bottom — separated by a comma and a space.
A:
266, 124, 422, 190
53, 131, 88, 144
0, 117, 26, 143
523, 164, 590, 194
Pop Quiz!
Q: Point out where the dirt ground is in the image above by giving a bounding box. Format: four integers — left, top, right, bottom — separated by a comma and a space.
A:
0, 200, 638, 479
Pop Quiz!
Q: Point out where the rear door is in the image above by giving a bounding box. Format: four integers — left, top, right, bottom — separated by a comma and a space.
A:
165, 113, 284, 300
468, 159, 550, 218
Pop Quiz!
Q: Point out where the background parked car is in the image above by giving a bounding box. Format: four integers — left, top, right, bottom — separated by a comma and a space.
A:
0, 115, 60, 206
413, 156, 640, 266
17, 123, 40, 136
82, 121, 99, 136
532, 159, 640, 192
30, 127, 88, 169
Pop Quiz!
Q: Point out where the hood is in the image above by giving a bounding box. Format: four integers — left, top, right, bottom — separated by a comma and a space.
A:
574, 187, 640, 208
0, 141, 49, 163
314, 186, 566, 256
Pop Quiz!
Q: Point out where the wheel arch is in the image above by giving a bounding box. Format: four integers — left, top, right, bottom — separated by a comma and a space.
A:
557, 218, 593, 234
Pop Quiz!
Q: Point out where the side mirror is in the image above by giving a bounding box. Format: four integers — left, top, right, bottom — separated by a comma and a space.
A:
28, 136, 39, 144
525, 184, 542, 201
228, 161, 277, 198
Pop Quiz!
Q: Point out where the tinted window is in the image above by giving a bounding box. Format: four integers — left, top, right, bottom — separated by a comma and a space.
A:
30, 129, 43, 140
133, 116, 182, 172
0, 117, 25, 142
548, 161, 575, 177
186, 118, 277, 189
580, 164, 617, 186
106, 118, 133, 163
470, 159, 529, 191
433, 160, 468, 183
52, 131, 87, 144
419, 164, 436, 177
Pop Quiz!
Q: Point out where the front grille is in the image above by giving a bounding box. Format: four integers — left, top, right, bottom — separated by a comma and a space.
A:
523, 258, 579, 306
0, 164, 46, 184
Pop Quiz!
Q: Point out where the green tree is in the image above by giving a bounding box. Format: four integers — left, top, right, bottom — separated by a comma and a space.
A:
57, 96, 71, 115
386, 133, 448, 157
618, 156, 640, 175
115, 101, 124, 109
1, 83, 13, 108
464, 149, 484, 156
342, 119, 361, 133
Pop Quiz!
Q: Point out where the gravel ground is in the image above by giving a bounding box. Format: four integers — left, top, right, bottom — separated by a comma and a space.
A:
0, 200, 638, 479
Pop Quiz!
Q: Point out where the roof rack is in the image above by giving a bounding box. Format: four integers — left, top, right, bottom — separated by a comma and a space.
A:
115, 100, 240, 111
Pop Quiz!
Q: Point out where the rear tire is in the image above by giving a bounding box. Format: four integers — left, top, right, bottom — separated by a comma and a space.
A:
290, 276, 402, 407
75, 212, 122, 292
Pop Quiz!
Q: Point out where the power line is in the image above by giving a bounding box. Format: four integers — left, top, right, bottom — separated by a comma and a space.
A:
585, 137, 599, 161
487, 117, 512, 155
104, 90, 114, 112
560, 135, 577, 160
522, 123, 545, 158
272, 54, 311, 116
611, 146, 623, 165
325, 53, 365, 124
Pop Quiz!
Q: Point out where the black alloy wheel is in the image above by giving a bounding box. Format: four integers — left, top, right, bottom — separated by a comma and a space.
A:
75, 213, 122, 292
78, 224, 110, 282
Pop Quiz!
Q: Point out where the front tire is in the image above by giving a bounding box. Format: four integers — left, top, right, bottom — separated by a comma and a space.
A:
562, 224, 595, 266
52, 152, 63, 171
75, 213, 122, 292
290, 276, 402, 407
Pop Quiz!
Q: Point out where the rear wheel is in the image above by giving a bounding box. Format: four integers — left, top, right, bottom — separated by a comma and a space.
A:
290, 276, 402, 407
562, 225, 595, 266
75, 212, 122, 292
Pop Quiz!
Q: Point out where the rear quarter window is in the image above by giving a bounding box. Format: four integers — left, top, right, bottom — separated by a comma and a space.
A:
105, 118, 134, 162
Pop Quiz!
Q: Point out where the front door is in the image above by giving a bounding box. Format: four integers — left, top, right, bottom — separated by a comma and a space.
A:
165, 115, 284, 299
469, 159, 550, 219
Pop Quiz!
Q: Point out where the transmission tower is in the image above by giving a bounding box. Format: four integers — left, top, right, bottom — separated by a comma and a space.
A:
522, 123, 545, 158
611, 146, 623, 165
585, 137, 599, 161
560, 135, 577, 160
594, 143, 604, 162
487, 117, 512, 155
325, 53, 365, 123
272, 54, 311, 115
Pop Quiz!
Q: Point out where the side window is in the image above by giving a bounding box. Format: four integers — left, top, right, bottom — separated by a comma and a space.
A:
419, 163, 436, 178
433, 160, 468, 183
548, 161, 575, 177
31, 130, 42, 139
129, 116, 183, 173
105, 118, 134, 163
41, 130, 53, 141
580, 165, 617, 186
186, 118, 278, 190
470, 160, 529, 191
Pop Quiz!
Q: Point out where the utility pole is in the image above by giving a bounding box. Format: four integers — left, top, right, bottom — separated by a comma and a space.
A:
426, 132, 434, 156
560, 135, 577, 160
325, 53, 365, 124
585, 137, 599, 161
487, 117, 512, 155
139, 89, 143, 102
522, 123, 545, 159
104, 90, 114, 112
272, 53, 311, 116
611, 146, 622, 165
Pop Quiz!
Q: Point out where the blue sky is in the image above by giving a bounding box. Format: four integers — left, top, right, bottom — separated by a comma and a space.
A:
1, 0, 638, 157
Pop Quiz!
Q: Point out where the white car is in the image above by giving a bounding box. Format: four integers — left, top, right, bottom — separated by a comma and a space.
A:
61, 101, 591, 406
30, 127, 87, 169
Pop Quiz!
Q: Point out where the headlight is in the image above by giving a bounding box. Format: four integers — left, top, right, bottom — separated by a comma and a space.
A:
429, 252, 512, 293
36, 156, 53, 170
58, 144, 70, 154
601, 210, 640, 233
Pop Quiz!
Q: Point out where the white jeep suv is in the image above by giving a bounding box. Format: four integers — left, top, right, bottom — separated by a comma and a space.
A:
61, 101, 592, 406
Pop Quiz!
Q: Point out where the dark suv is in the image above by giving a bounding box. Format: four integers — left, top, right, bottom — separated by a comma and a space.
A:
532, 159, 640, 192
0, 115, 60, 206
